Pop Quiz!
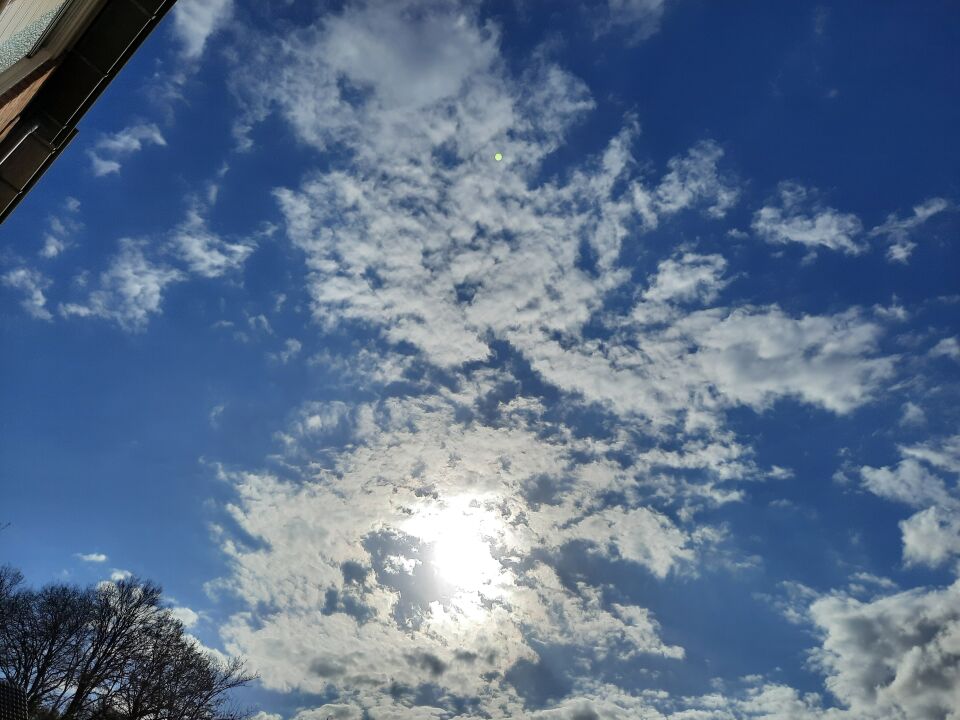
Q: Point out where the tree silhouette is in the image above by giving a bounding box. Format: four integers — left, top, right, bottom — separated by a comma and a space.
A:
0, 567, 255, 720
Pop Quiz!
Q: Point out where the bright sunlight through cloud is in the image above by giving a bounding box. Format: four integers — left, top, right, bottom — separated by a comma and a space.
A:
405, 497, 509, 600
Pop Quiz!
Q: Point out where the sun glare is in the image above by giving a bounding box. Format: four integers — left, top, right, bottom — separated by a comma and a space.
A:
405, 497, 506, 597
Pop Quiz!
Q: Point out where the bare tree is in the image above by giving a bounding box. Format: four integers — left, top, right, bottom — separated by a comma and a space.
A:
0, 569, 255, 720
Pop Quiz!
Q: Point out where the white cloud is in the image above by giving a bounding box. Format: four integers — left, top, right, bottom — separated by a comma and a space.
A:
54, 200, 255, 330
203, 3, 917, 716
2, 267, 53, 320
869, 197, 951, 263
209, 403, 226, 428
40, 236, 67, 259
59, 239, 184, 331
859, 459, 953, 509
87, 124, 167, 177
40, 197, 82, 258
564, 506, 693, 577
75, 552, 108, 563
172, 0, 234, 59
88, 155, 121, 176
110, 569, 132, 582
269, 338, 302, 364
859, 438, 960, 569
671, 306, 894, 415
752, 182, 864, 255
654, 141, 739, 218
170, 605, 200, 628
930, 336, 960, 361
900, 507, 960, 568
642, 252, 728, 305
899, 434, 960, 475
809, 582, 960, 719
600, 0, 670, 44
899, 401, 926, 427
170, 207, 255, 278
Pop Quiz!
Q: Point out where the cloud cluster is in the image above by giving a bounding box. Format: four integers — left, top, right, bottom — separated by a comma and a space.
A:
215, 387, 699, 712
5, 2, 955, 716
0, 0, 935, 716
191, 3, 935, 718
54, 188, 257, 331
809, 581, 960, 719
860, 435, 960, 570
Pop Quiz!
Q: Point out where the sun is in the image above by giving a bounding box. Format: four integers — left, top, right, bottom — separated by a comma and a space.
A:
404, 497, 506, 596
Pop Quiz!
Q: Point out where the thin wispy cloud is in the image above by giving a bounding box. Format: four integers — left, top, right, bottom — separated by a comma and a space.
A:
752, 182, 865, 255
172, 0, 234, 59
870, 197, 952, 263
87, 123, 167, 177
1, 267, 53, 320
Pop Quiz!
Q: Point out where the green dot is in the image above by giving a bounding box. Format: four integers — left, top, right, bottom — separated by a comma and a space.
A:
494, 152, 503, 162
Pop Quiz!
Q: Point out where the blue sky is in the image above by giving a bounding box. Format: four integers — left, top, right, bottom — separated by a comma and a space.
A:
1, 1, 959, 718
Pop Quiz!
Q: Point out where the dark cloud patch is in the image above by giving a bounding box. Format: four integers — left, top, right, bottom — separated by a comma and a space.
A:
362, 528, 442, 630
521, 473, 571, 509
340, 560, 369, 585
406, 651, 448, 677
572, 709, 600, 720
310, 657, 348, 678
321, 587, 376, 624
505, 657, 572, 708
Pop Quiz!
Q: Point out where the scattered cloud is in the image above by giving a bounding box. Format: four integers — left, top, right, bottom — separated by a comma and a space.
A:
642, 252, 728, 305
172, 0, 235, 59
870, 197, 951, 263
20, 2, 950, 718
87, 123, 167, 177
654, 140, 740, 218
51, 184, 258, 331
1, 267, 53, 320
598, 0, 671, 44
929, 336, 960, 361
75, 552, 108, 563
203, 7, 920, 714
209, 403, 226, 429
752, 182, 864, 255
859, 459, 953, 508
859, 437, 960, 568
269, 338, 302, 364
59, 239, 184, 331
170, 207, 255, 278
40, 197, 82, 258
899, 401, 926, 427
